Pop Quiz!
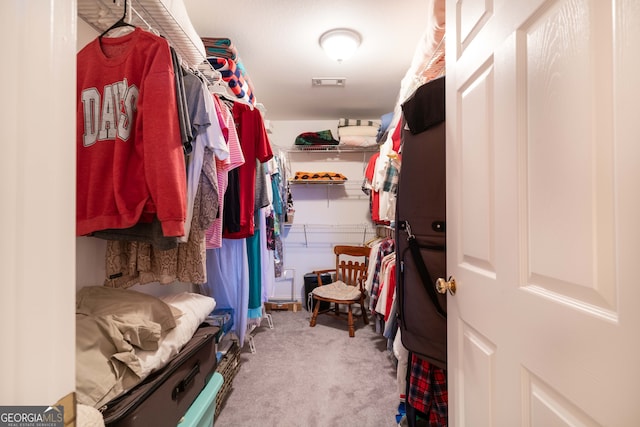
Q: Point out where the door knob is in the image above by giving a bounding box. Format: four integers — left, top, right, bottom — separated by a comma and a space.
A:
436, 276, 456, 295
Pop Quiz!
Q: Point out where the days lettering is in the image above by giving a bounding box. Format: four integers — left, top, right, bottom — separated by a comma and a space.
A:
118, 84, 138, 141
98, 84, 117, 141
81, 87, 100, 147
81, 78, 138, 146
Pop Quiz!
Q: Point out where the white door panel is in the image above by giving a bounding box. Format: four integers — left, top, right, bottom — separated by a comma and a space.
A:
446, 0, 640, 425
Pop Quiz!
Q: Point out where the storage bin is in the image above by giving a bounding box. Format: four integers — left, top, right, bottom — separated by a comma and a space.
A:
214, 341, 241, 418
204, 308, 234, 335
303, 272, 333, 312
178, 372, 224, 427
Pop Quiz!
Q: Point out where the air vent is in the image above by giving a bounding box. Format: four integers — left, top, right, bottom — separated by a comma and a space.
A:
312, 77, 346, 87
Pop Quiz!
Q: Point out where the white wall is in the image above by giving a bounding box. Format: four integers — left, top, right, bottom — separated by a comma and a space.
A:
0, 0, 76, 406
268, 120, 379, 303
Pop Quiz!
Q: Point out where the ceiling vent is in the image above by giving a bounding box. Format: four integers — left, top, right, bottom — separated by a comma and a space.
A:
312, 77, 346, 87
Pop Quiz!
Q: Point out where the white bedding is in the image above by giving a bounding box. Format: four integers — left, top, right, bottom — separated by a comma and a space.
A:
135, 292, 216, 378
76, 288, 215, 408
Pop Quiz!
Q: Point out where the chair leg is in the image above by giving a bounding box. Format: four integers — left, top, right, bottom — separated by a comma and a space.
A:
310, 298, 320, 327
348, 305, 355, 337
360, 298, 369, 325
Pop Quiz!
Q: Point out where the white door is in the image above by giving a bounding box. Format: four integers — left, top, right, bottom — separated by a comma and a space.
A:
445, 0, 640, 425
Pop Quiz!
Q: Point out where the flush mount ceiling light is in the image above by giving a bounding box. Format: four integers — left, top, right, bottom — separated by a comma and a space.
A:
319, 28, 362, 62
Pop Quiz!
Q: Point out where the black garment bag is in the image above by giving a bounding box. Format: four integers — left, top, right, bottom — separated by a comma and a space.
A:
396, 76, 447, 369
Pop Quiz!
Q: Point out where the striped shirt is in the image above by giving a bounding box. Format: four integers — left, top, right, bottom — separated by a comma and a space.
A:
205, 96, 245, 249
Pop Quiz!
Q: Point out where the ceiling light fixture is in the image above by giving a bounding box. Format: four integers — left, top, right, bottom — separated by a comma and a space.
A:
319, 28, 362, 62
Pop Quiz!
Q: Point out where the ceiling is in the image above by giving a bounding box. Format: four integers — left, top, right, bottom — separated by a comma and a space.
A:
183, 0, 431, 121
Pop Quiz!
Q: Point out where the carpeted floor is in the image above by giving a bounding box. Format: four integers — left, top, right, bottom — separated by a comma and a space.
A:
214, 309, 400, 427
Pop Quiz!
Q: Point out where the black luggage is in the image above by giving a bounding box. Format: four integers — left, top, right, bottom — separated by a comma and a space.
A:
101, 325, 220, 427
396, 76, 447, 370
303, 272, 333, 311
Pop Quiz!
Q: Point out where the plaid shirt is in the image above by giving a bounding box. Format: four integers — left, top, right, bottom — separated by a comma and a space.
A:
381, 157, 400, 194
369, 238, 395, 311
408, 354, 448, 426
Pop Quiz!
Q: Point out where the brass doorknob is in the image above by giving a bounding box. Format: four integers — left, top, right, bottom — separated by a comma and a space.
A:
436, 276, 456, 295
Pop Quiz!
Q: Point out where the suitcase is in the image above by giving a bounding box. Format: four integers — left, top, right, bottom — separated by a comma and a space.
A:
396, 76, 447, 370
303, 272, 333, 312
101, 325, 220, 427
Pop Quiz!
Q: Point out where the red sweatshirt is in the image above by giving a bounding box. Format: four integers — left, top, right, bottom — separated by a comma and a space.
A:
76, 28, 186, 237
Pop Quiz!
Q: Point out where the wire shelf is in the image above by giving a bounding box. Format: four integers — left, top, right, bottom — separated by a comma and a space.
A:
282, 223, 377, 247
77, 0, 208, 70
289, 145, 380, 153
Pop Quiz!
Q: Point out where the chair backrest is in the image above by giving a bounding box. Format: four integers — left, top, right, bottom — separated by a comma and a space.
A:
333, 245, 370, 289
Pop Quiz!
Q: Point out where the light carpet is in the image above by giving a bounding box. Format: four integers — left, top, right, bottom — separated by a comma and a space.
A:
214, 309, 400, 427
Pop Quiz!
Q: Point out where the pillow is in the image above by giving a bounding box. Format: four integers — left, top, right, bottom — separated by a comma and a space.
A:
134, 293, 216, 378
76, 286, 178, 333
160, 292, 216, 334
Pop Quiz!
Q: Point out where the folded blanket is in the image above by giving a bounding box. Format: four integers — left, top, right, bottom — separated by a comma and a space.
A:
293, 171, 347, 181
377, 112, 394, 142
201, 37, 238, 60
202, 38, 258, 101
339, 135, 379, 147
338, 118, 381, 128
208, 57, 255, 106
201, 37, 232, 48
295, 130, 339, 145
233, 55, 257, 95
204, 47, 237, 60
337, 125, 380, 138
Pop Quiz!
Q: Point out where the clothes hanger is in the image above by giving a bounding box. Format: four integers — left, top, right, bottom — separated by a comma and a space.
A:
193, 62, 232, 98
209, 79, 231, 97
99, 0, 135, 39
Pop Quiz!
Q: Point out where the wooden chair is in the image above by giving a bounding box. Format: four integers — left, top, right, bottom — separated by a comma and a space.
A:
308, 245, 371, 337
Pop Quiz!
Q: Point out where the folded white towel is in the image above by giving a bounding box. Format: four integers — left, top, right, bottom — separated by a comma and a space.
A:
338, 118, 381, 128
337, 125, 379, 138
339, 135, 379, 147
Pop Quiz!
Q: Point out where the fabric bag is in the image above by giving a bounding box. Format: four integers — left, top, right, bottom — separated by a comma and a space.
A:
396, 76, 447, 369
